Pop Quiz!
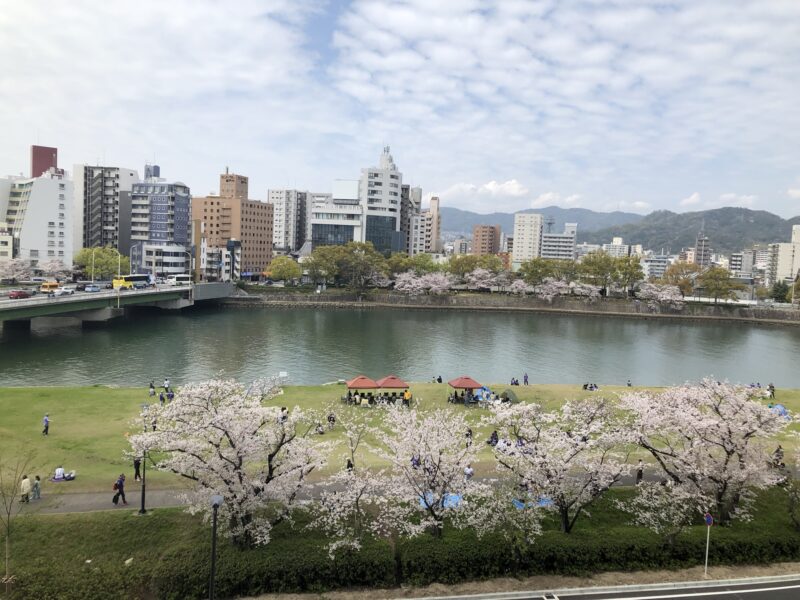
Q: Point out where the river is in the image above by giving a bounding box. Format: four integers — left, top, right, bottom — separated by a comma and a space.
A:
1, 306, 798, 387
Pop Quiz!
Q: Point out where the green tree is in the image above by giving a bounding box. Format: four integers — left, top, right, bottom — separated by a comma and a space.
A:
387, 252, 412, 275
698, 266, 743, 303
549, 259, 578, 282
73, 247, 130, 279
615, 256, 644, 294
578, 252, 617, 294
660, 262, 702, 296
518, 258, 554, 287
447, 255, 479, 279
338, 242, 387, 294
770, 281, 790, 303
266, 256, 302, 284
305, 245, 347, 285
409, 253, 440, 275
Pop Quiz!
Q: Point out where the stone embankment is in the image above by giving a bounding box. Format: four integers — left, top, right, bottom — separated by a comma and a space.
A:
220, 291, 800, 326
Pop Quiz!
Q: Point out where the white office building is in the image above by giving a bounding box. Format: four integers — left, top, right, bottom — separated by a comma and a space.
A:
602, 237, 631, 258
268, 189, 311, 254
359, 146, 404, 253
642, 254, 671, 280
73, 165, 140, 256
541, 223, 577, 260
309, 181, 363, 247
511, 213, 543, 267
0, 168, 74, 268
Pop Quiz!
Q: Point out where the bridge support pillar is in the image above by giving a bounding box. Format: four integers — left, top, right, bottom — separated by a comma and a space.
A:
2, 319, 31, 332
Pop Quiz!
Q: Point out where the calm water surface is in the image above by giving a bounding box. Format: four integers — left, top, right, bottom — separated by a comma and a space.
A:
1, 306, 798, 387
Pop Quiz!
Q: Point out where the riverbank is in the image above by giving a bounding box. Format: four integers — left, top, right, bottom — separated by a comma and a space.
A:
224, 290, 800, 326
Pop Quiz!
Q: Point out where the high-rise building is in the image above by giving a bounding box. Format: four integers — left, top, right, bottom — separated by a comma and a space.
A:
541, 223, 577, 260
268, 189, 311, 254
472, 224, 502, 256
408, 195, 441, 256
0, 167, 74, 268
191, 171, 274, 279
30, 145, 58, 178
359, 146, 404, 253
511, 213, 543, 266
309, 181, 363, 247
400, 184, 422, 254
130, 167, 191, 276
73, 165, 140, 255
602, 237, 631, 258
694, 229, 711, 267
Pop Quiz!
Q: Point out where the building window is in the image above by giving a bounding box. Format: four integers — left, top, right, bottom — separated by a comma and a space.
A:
48, 250, 55, 256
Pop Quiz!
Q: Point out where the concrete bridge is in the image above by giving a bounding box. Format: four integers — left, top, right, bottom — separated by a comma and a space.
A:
0, 282, 233, 328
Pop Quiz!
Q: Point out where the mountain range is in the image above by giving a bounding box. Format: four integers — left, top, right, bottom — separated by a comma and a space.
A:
440, 206, 800, 255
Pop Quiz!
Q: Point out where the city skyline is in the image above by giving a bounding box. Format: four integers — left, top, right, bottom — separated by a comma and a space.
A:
1, 1, 799, 216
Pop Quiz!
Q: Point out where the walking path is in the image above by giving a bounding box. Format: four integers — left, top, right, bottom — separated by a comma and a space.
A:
20, 488, 187, 514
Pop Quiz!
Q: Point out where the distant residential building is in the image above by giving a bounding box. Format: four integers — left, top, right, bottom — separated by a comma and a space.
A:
472, 224, 502, 256
426, 195, 441, 253
408, 195, 441, 256
642, 254, 670, 280
192, 170, 273, 279
400, 185, 422, 254
359, 146, 403, 253
453, 238, 469, 255
130, 167, 191, 276
0, 167, 74, 268
541, 222, 577, 260
511, 213, 543, 266
602, 237, 631, 258
768, 242, 800, 286
753, 245, 771, 270
30, 145, 58, 178
269, 189, 311, 254
0, 221, 11, 263
576, 242, 601, 258
504, 235, 514, 254
730, 250, 755, 277
694, 229, 711, 267
73, 165, 140, 256
309, 181, 363, 247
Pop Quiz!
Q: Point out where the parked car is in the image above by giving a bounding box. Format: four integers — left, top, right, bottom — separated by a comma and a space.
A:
53, 286, 75, 296
8, 289, 31, 299
83, 284, 102, 292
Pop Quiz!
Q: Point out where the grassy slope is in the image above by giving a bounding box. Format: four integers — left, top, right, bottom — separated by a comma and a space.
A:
2, 383, 798, 493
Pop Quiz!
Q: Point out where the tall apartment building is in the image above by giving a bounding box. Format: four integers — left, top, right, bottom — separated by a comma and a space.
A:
31, 145, 58, 178
694, 229, 711, 267
130, 166, 191, 276
0, 222, 11, 263
642, 254, 670, 280
541, 223, 577, 260
0, 167, 74, 268
269, 189, 310, 254
191, 171, 274, 278
408, 195, 441, 256
309, 181, 363, 247
511, 213, 543, 266
400, 184, 422, 254
730, 250, 755, 277
73, 165, 140, 255
472, 224, 502, 256
767, 226, 800, 286
359, 146, 403, 253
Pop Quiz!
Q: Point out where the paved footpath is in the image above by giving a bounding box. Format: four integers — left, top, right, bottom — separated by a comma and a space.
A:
20, 488, 188, 514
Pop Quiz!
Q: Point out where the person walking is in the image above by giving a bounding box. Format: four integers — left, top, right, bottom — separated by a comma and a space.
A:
635, 459, 644, 485
523, 373, 529, 385
42, 413, 50, 436
20, 475, 31, 503
148, 381, 156, 397
465, 427, 473, 448
163, 377, 170, 391
112, 474, 127, 506
32, 476, 41, 500
464, 463, 474, 483
133, 457, 142, 482
159, 391, 165, 407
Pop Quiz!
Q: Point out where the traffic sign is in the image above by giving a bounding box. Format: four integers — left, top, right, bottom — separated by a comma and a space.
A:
704, 513, 714, 526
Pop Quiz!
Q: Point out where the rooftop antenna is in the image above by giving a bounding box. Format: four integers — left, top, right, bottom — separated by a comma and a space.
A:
544, 216, 555, 233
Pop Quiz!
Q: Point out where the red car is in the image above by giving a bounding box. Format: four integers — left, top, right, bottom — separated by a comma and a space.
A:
8, 289, 31, 299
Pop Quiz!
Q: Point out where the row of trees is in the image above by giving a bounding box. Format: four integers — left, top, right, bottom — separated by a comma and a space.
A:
0, 246, 131, 283
128, 378, 792, 552
0, 258, 71, 282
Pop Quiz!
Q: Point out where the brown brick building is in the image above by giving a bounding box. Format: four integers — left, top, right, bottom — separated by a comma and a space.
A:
471, 224, 502, 255
191, 171, 273, 278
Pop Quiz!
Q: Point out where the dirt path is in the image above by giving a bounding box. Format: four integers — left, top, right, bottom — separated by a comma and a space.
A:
19, 488, 186, 514
247, 562, 800, 599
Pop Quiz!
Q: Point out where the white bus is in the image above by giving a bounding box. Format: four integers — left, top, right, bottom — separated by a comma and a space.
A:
166, 274, 192, 286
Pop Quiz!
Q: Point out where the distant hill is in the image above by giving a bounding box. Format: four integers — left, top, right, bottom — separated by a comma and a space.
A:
440, 206, 644, 235
579, 208, 800, 255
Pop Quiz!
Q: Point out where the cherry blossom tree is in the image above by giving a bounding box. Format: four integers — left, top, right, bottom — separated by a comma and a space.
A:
128, 378, 329, 547
465, 268, 496, 291
366, 407, 491, 538
508, 279, 533, 295
570, 281, 601, 301
533, 277, 571, 302
38, 259, 71, 281
621, 380, 789, 524
394, 272, 452, 296
491, 398, 630, 533
0, 259, 32, 283
419, 272, 452, 295
636, 282, 685, 310
615, 481, 707, 544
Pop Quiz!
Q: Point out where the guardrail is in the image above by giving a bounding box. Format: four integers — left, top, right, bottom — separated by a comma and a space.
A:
0, 285, 188, 309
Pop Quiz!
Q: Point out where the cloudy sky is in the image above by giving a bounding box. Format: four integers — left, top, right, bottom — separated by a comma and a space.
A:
1, 0, 799, 216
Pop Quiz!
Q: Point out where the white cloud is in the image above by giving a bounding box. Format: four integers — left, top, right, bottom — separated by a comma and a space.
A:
601, 200, 652, 213
680, 192, 702, 207
788, 189, 800, 199
532, 192, 582, 208
717, 193, 758, 208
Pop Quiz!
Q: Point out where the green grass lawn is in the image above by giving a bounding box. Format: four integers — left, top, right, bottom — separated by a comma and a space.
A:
2, 383, 798, 494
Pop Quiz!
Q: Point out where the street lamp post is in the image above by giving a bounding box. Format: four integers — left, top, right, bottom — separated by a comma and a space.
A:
90, 247, 97, 283
139, 404, 149, 515
209, 494, 223, 600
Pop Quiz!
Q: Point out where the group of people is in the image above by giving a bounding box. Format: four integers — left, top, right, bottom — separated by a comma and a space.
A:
345, 389, 412, 407
509, 373, 529, 386
582, 383, 601, 391
19, 475, 41, 503
150, 378, 175, 406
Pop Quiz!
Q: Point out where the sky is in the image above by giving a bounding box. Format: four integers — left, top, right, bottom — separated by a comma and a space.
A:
1, 0, 799, 216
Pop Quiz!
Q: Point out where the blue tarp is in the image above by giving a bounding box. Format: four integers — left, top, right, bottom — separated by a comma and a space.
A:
419, 492, 462, 509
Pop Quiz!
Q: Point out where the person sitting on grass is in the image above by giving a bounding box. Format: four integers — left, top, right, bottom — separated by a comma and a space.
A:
53, 465, 65, 481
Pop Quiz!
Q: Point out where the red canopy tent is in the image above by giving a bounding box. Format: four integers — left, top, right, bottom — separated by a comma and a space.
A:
346, 375, 378, 390
375, 375, 409, 389
448, 376, 482, 389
